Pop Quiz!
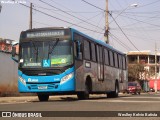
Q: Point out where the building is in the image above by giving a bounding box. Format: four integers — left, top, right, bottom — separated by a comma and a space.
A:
0, 38, 14, 53
13, 43, 19, 54
127, 51, 160, 91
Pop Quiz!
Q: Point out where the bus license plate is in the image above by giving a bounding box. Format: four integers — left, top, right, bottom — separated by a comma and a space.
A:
38, 86, 47, 90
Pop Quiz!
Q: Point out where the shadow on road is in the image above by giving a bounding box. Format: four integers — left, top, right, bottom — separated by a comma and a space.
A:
31, 94, 132, 103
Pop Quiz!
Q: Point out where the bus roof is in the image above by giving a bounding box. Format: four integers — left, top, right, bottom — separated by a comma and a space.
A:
22, 27, 125, 55
70, 28, 125, 55
23, 27, 66, 32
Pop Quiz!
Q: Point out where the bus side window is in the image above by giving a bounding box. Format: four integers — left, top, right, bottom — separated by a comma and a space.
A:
74, 41, 82, 60
99, 46, 103, 63
114, 53, 118, 68
109, 51, 114, 67
84, 40, 91, 60
91, 43, 96, 62
96, 45, 100, 62
104, 49, 109, 65
118, 55, 122, 69
122, 56, 126, 70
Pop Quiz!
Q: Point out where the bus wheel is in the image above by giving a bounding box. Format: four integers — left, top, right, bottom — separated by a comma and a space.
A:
77, 84, 89, 100
37, 94, 49, 101
107, 82, 119, 98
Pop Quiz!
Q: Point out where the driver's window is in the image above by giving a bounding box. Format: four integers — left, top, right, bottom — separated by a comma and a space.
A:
74, 33, 83, 60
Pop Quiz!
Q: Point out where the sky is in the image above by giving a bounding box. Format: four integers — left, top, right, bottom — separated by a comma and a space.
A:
0, 0, 160, 53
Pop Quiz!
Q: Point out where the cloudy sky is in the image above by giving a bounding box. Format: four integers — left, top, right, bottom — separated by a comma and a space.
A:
0, 0, 160, 53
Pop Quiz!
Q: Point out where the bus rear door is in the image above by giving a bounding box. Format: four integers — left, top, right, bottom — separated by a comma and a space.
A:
96, 45, 104, 81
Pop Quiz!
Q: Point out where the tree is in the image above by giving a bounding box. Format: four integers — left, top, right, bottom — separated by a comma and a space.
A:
128, 63, 145, 82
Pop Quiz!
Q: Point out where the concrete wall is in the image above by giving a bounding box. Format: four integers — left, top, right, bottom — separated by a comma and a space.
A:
0, 52, 18, 96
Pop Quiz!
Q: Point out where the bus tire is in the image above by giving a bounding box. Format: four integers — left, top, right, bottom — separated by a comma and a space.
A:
38, 94, 49, 101
77, 83, 89, 100
107, 82, 119, 98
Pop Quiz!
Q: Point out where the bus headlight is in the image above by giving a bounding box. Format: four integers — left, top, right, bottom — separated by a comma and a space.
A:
61, 72, 74, 84
19, 76, 26, 85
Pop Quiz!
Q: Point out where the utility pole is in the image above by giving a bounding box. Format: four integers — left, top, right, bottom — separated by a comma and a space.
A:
104, 0, 109, 44
154, 42, 157, 92
29, 3, 33, 29
0, 3, 2, 13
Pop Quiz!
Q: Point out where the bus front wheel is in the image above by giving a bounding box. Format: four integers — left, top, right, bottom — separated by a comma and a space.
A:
77, 84, 89, 100
37, 94, 49, 101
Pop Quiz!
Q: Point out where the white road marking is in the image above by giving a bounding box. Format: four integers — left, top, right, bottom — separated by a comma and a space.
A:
84, 99, 160, 103
84, 95, 160, 103
122, 97, 160, 99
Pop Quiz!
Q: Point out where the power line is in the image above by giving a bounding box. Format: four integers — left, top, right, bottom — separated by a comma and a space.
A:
39, 0, 104, 31
49, 0, 105, 37
109, 32, 131, 51
110, 14, 139, 51
110, 30, 160, 43
119, 13, 160, 19
69, 12, 103, 27
36, 5, 101, 13
81, 0, 106, 12
49, 0, 105, 29
113, 11, 160, 14
33, 20, 52, 27
95, 13, 105, 39
81, 0, 140, 51
27, 0, 82, 23
19, 3, 104, 34
120, 14, 160, 28
109, 13, 139, 51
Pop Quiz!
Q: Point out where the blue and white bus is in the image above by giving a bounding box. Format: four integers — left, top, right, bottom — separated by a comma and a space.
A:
12, 27, 127, 101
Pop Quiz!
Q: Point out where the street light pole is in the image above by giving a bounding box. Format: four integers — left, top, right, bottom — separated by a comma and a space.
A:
154, 42, 157, 92
104, 2, 138, 44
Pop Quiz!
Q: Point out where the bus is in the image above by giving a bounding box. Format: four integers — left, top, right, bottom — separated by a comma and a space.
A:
12, 27, 127, 101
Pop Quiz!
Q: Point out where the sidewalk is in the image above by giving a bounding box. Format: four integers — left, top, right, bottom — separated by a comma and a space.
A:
147, 91, 160, 95
0, 96, 38, 104
0, 95, 77, 104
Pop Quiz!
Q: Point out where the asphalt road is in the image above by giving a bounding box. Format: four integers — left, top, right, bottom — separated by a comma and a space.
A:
0, 93, 160, 120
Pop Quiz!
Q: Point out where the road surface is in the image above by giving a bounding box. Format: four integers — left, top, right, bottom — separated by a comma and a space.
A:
0, 93, 160, 120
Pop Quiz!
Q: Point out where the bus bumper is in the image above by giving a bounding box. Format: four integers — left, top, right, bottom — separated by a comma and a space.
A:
18, 78, 75, 93
18, 68, 75, 93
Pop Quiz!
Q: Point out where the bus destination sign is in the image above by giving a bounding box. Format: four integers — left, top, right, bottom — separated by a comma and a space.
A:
26, 30, 65, 38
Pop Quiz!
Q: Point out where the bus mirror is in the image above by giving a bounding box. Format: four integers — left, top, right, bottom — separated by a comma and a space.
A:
11, 47, 18, 63
12, 47, 16, 57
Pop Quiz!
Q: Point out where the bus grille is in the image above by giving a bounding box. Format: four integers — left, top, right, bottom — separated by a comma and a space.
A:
28, 83, 58, 90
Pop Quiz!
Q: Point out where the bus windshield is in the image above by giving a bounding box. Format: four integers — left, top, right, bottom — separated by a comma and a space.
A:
20, 40, 73, 68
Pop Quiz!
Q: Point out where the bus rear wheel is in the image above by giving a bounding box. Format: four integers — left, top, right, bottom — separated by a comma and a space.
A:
107, 82, 119, 98
77, 84, 89, 100
37, 94, 49, 101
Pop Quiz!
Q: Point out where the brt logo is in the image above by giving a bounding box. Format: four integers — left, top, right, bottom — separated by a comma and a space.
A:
43, 60, 51, 67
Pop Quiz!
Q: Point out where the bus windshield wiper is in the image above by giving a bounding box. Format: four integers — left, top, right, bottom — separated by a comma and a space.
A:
47, 38, 59, 59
